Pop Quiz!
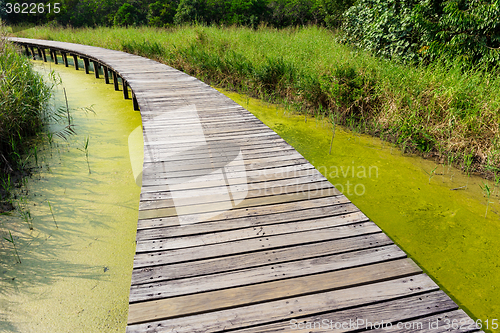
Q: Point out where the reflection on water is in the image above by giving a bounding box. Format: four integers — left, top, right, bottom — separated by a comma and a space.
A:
218, 88, 500, 329
0, 60, 142, 332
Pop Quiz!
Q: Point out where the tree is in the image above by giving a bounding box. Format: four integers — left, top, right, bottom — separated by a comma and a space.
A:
148, 0, 178, 26
114, 2, 140, 26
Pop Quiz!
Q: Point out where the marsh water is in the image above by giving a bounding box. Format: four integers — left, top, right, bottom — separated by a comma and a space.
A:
0, 60, 141, 332
219, 89, 500, 331
0, 55, 498, 332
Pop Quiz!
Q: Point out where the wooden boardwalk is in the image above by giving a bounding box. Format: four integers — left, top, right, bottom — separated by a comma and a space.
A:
9, 37, 480, 333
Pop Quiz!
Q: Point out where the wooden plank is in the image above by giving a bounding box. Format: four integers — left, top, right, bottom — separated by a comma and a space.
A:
136, 195, 345, 230
130, 244, 407, 303
136, 197, 353, 239
137, 187, 340, 220
125, 274, 439, 333
370, 309, 481, 333
127, 258, 422, 324
231, 291, 459, 333
137, 181, 335, 212
131, 233, 393, 285
135, 210, 366, 252
132, 220, 378, 268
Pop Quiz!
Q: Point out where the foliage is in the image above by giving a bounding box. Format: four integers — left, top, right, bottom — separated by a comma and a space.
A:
0, 31, 52, 199
15, 25, 500, 175
342, 0, 500, 67
148, 0, 179, 26
114, 3, 140, 26
320, 0, 354, 28
413, 0, 500, 67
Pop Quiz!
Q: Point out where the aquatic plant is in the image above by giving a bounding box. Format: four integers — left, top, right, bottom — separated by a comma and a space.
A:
77, 136, 91, 174
464, 152, 474, 190
47, 200, 58, 228
479, 182, 492, 218
16, 195, 34, 230
426, 165, 438, 184
3, 231, 21, 263
328, 112, 338, 155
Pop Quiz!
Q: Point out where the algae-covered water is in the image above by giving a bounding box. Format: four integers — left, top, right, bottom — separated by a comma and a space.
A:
219, 89, 500, 332
0, 60, 141, 332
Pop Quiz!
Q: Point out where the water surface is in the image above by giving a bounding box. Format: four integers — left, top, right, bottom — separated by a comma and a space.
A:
0, 59, 142, 332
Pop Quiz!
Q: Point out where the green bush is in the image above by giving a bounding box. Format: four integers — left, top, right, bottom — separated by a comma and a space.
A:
342, 0, 500, 67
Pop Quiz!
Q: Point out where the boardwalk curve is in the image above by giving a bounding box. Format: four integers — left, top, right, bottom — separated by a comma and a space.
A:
8, 37, 480, 333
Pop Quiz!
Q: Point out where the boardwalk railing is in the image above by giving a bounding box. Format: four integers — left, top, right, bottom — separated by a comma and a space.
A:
9, 37, 480, 333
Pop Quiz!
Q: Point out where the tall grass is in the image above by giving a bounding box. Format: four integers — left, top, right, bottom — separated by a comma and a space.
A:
0, 27, 52, 201
15, 25, 500, 175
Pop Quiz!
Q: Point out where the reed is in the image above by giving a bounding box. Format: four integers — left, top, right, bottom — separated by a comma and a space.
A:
47, 200, 58, 228
3, 231, 21, 263
479, 182, 492, 218
1, 26, 52, 201
77, 136, 91, 174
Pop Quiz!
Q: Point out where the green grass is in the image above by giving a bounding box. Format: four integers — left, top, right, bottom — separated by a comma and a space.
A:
1, 28, 52, 202
13, 25, 500, 176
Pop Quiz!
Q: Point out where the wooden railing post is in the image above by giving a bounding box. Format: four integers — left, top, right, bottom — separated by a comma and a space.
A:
71, 54, 79, 70
103, 66, 110, 84
133, 92, 139, 111
29, 46, 36, 60
113, 71, 119, 91
82, 57, 90, 74
123, 79, 129, 99
93, 61, 100, 79
62, 52, 69, 67
41, 48, 47, 62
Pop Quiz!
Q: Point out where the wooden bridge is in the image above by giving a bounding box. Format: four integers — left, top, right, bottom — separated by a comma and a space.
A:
9, 37, 480, 333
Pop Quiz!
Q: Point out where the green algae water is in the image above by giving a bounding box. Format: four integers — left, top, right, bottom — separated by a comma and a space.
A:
0, 59, 142, 332
218, 89, 500, 332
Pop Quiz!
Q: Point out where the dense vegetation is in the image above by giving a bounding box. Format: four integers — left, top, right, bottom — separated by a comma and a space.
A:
4, 0, 500, 175
15, 25, 500, 176
342, 0, 500, 67
1, 0, 344, 28
0, 32, 52, 204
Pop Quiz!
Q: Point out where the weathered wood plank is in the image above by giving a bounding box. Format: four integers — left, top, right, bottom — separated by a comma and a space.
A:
135, 210, 366, 252
127, 258, 422, 324
136, 198, 353, 239
131, 233, 393, 285
136, 195, 344, 230
370, 309, 480, 333
126, 274, 439, 333
133, 221, 378, 268
137, 187, 340, 220
231, 291, 459, 333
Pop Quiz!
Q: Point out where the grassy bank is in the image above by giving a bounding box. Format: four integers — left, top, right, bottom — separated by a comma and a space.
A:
0, 32, 52, 206
14, 25, 500, 176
